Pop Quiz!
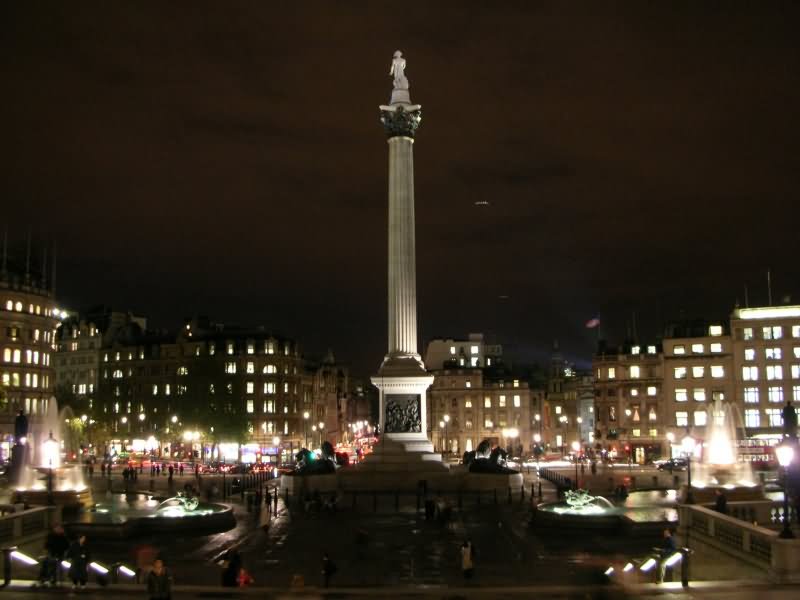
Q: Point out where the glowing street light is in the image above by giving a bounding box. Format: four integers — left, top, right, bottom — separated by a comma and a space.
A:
138, 413, 146, 422
80, 414, 88, 423
171, 415, 178, 424
776, 442, 795, 539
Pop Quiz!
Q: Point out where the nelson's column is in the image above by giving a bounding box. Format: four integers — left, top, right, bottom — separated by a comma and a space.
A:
354, 51, 448, 481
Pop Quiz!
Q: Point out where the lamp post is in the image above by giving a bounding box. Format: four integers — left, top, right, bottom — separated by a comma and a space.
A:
443, 414, 450, 456
318, 422, 324, 447
666, 432, 675, 459
681, 433, 696, 504
272, 436, 281, 468
303, 411, 310, 448
439, 421, 445, 453
311, 425, 317, 449
571, 440, 581, 489
42, 431, 59, 505
776, 442, 795, 539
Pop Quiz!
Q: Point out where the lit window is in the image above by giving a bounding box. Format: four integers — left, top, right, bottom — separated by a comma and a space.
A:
465, 381, 471, 388
449, 346, 456, 355
225, 362, 236, 374
12, 349, 20, 364
794, 385, 800, 401
608, 367, 616, 379
766, 365, 783, 380
742, 366, 758, 381
513, 380, 519, 388
226, 343, 234, 355
768, 386, 784, 403
743, 328, 754, 340
283, 382, 289, 393
647, 345, 657, 354
631, 345, 641, 355
465, 420, 473, 430
744, 409, 760, 428
459, 358, 465, 366
710, 343, 722, 353
793, 325, 800, 338
4, 300, 10, 310
675, 389, 688, 402
555, 405, 562, 414
766, 347, 782, 360
246, 382, 255, 394
470, 345, 479, 355
209, 343, 216, 356
692, 366, 705, 378
2, 348, 9, 362
710, 366, 724, 378
709, 325, 723, 336
470, 357, 479, 367
792, 365, 800, 379
674, 345, 685, 355
648, 407, 657, 421
486, 358, 492, 366
513, 395, 521, 407
112, 369, 123, 379
265, 382, 276, 395
693, 388, 706, 402
630, 388, 639, 397
497, 395, 506, 407
765, 408, 782, 427
674, 367, 687, 379
246, 399, 254, 413
152, 385, 158, 396
691, 343, 704, 354
484, 418, 493, 428
178, 366, 188, 376
265, 341, 275, 355
647, 386, 657, 396
630, 365, 640, 379
743, 387, 759, 403
165, 384, 170, 396
632, 429, 641, 437
247, 343, 254, 355
245, 362, 254, 374
649, 428, 658, 437
795, 348, 800, 359
14, 301, 22, 311
694, 411, 707, 426
745, 348, 755, 361
264, 364, 277, 374
465, 399, 472, 408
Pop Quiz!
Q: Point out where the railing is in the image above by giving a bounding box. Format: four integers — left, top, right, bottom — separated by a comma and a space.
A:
678, 504, 800, 583
538, 467, 572, 491
0, 506, 60, 545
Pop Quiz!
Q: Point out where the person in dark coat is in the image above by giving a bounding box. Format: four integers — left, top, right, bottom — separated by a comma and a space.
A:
67, 535, 90, 589
321, 552, 336, 587
147, 558, 172, 600
714, 489, 728, 514
40, 523, 69, 585
220, 549, 241, 587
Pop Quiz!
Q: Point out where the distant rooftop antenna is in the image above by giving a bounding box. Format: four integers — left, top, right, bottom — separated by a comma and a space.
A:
767, 269, 772, 306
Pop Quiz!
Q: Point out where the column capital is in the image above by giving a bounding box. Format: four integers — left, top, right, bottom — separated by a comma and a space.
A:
380, 104, 422, 138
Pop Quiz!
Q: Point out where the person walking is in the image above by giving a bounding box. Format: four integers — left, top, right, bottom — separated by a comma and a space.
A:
66, 534, 90, 589
321, 552, 336, 587
265, 489, 272, 514
273, 489, 279, 513
147, 558, 172, 600
460, 539, 474, 580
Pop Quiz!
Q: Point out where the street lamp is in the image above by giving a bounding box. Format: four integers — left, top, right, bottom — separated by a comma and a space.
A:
303, 411, 310, 448
318, 422, 324, 447
439, 421, 445, 453
42, 431, 59, 505
681, 433, 696, 504
666, 432, 675, 458
776, 442, 795, 539
571, 440, 581, 489
443, 414, 450, 455
272, 436, 281, 467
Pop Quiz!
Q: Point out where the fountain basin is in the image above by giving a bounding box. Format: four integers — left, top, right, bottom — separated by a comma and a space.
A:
15, 488, 94, 511
65, 493, 235, 539
679, 483, 765, 504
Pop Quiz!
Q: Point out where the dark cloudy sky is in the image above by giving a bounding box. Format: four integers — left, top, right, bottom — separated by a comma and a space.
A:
3, 2, 799, 375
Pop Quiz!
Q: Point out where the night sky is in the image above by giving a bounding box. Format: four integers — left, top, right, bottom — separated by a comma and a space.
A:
3, 2, 800, 375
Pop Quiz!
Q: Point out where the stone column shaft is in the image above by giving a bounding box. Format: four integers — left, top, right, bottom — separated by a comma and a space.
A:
387, 136, 417, 356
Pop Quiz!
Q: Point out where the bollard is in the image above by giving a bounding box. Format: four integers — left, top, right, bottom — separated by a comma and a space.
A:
2, 547, 12, 587
680, 548, 690, 588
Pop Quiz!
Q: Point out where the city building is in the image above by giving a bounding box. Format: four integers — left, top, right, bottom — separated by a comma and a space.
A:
423, 333, 503, 371
427, 366, 533, 457
0, 241, 60, 460
661, 320, 734, 456
593, 341, 666, 462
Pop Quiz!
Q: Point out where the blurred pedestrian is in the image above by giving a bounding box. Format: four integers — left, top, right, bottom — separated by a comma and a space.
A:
714, 489, 728, 515
147, 558, 172, 600
461, 539, 474, 579
220, 549, 241, 587
321, 552, 336, 587
39, 523, 69, 586
66, 534, 90, 589
265, 489, 272, 513
237, 567, 254, 587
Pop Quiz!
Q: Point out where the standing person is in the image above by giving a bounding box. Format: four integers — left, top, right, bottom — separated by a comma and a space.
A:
168, 465, 174, 480
265, 489, 272, 514
179, 464, 184, 477
658, 528, 677, 582
714, 489, 728, 514
273, 489, 279, 513
460, 539, 474, 580
147, 558, 172, 600
67, 535, 90, 589
40, 523, 69, 586
321, 552, 336, 587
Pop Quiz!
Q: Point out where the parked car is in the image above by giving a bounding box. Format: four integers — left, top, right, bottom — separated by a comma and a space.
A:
656, 458, 688, 471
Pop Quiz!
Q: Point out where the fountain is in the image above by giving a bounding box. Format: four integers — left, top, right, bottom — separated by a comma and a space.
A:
12, 401, 93, 509
681, 397, 763, 503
